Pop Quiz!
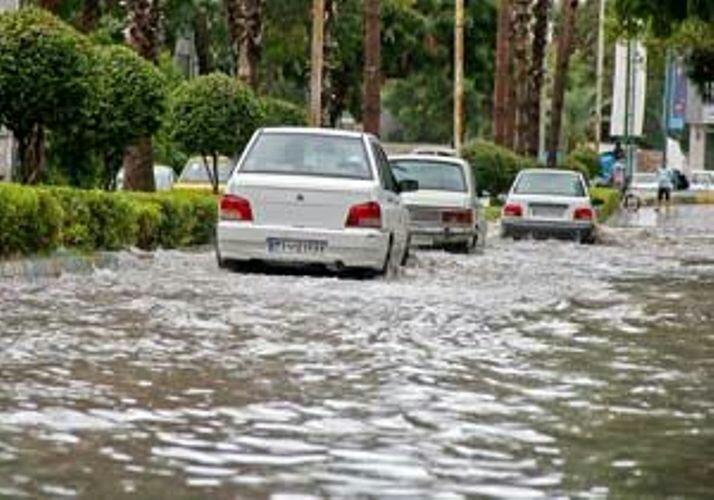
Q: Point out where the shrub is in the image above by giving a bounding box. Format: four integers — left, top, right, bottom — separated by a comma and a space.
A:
0, 185, 63, 256
461, 139, 538, 196
590, 187, 620, 222
0, 185, 217, 258
0, 8, 90, 181
260, 97, 308, 127
168, 73, 263, 193
566, 147, 600, 179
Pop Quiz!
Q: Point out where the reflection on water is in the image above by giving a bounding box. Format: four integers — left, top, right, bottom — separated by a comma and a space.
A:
1, 206, 713, 498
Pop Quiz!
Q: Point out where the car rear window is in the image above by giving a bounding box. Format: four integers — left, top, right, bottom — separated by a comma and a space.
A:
391, 160, 467, 192
241, 133, 372, 180
514, 172, 585, 197
180, 160, 234, 183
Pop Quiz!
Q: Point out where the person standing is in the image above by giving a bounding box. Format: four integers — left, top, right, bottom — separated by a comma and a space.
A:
656, 163, 674, 211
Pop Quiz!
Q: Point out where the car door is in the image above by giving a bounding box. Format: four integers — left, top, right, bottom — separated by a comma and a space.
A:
369, 139, 409, 250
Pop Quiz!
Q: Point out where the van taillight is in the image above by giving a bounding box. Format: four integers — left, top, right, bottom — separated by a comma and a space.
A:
503, 203, 523, 217
346, 202, 382, 229
442, 209, 473, 226
220, 195, 253, 221
574, 207, 594, 221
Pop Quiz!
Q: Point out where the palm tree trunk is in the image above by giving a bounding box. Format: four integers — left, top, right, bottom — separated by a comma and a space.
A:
237, 0, 263, 89
123, 0, 160, 192
194, 7, 214, 74
363, 0, 381, 135
527, 0, 550, 158
547, 0, 578, 168
513, 0, 531, 155
223, 0, 240, 74
493, 0, 512, 147
80, 0, 101, 32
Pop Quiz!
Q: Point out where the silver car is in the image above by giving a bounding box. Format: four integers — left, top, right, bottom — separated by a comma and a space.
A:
390, 154, 486, 253
501, 169, 596, 242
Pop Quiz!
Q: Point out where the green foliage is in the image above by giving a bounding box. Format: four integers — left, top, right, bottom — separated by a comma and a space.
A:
0, 185, 64, 256
0, 7, 90, 174
590, 187, 621, 222
462, 139, 537, 196
169, 72, 263, 162
567, 148, 601, 179
0, 185, 217, 258
260, 97, 308, 127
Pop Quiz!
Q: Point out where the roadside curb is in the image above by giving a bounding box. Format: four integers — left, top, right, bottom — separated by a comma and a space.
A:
0, 252, 121, 280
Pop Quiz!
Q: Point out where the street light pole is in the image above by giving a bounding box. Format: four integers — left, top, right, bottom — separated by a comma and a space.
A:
309, 0, 325, 127
454, 0, 465, 154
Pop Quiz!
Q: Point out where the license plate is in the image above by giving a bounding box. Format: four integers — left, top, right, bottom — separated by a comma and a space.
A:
266, 238, 327, 254
411, 235, 434, 247
531, 206, 565, 218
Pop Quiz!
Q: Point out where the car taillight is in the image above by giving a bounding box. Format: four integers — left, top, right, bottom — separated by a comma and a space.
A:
442, 209, 473, 226
220, 194, 253, 221
574, 207, 594, 221
503, 203, 523, 217
346, 201, 382, 229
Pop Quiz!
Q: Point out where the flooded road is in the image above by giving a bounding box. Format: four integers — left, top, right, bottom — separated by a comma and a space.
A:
1, 205, 713, 498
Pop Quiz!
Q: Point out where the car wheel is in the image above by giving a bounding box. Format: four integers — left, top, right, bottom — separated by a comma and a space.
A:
379, 236, 397, 278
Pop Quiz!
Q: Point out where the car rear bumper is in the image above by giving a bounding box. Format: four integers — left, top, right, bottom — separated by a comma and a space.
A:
502, 218, 595, 240
217, 221, 390, 271
409, 226, 476, 246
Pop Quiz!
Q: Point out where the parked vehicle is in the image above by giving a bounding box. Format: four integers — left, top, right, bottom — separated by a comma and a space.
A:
216, 128, 415, 276
175, 156, 234, 192
410, 146, 458, 158
630, 172, 658, 192
389, 154, 486, 253
501, 169, 598, 242
690, 170, 714, 191
116, 164, 176, 191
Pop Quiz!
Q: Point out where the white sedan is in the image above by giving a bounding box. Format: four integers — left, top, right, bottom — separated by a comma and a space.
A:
390, 154, 486, 253
501, 169, 597, 243
216, 128, 414, 276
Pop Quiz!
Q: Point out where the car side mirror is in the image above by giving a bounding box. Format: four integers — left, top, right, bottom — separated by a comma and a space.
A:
591, 197, 605, 207
496, 193, 508, 204
398, 179, 419, 193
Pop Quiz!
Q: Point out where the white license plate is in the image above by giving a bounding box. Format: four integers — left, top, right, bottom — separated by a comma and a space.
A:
266, 238, 327, 254
532, 207, 565, 218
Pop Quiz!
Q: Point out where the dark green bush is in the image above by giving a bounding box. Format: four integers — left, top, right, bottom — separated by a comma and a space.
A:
461, 140, 537, 196
0, 185, 217, 258
260, 97, 308, 127
0, 185, 63, 256
566, 148, 600, 179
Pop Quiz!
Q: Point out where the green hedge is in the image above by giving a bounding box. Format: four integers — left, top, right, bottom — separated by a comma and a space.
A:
461, 140, 538, 196
0, 184, 217, 258
590, 187, 620, 222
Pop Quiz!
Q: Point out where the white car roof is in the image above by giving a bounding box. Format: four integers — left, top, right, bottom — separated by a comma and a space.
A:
260, 127, 370, 140
411, 146, 458, 157
388, 154, 469, 168
519, 168, 581, 177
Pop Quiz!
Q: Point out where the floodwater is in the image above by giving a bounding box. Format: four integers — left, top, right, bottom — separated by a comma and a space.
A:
1, 206, 713, 498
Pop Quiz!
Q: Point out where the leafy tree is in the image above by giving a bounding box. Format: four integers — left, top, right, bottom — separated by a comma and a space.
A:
90, 45, 166, 187
0, 7, 90, 183
260, 97, 308, 127
168, 73, 263, 193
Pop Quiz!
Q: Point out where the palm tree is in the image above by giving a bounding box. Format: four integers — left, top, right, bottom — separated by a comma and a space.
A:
237, 0, 263, 89
547, 0, 578, 168
493, 0, 513, 147
363, 0, 381, 135
122, 0, 161, 191
512, 0, 531, 155
527, 0, 550, 158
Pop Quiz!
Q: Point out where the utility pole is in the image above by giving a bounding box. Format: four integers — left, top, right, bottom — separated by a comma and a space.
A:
454, 0, 465, 153
493, 0, 512, 147
363, 0, 381, 136
309, 0, 325, 127
595, 0, 606, 149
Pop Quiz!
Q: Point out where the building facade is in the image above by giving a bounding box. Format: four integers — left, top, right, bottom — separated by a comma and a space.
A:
687, 81, 714, 171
